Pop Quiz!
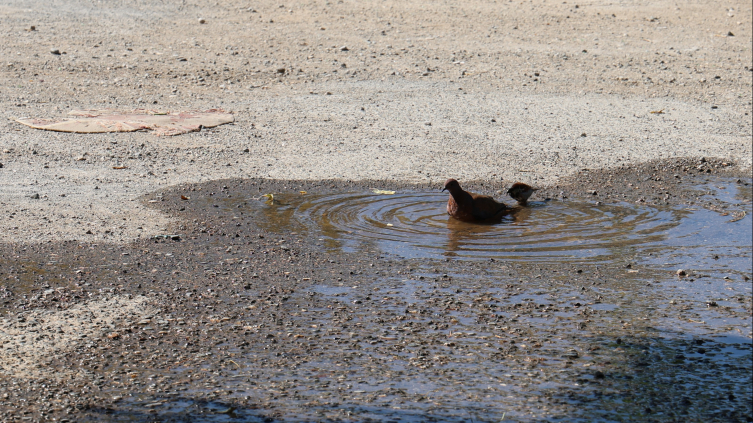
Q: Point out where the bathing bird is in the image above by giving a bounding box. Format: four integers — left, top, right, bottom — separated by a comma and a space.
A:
442, 178, 510, 222
507, 182, 539, 205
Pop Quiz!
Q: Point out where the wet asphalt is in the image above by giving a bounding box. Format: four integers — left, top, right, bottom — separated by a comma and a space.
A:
0, 158, 751, 422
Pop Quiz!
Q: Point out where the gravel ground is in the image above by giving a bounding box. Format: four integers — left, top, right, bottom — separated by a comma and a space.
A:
1, 0, 750, 243
0, 0, 752, 421
0, 160, 750, 422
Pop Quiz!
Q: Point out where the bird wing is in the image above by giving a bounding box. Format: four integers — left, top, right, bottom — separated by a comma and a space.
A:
469, 193, 508, 220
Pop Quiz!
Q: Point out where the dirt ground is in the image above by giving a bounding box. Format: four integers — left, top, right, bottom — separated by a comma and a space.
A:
1, 0, 750, 244
0, 0, 752, 421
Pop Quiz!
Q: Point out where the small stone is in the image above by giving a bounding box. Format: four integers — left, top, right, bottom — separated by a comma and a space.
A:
676, 269, 687, 277
198, 18, 206, 24
276, 68, 286, 74
339, 46, 349, 51
562, 349, 579, 359
50, 49, 61, 55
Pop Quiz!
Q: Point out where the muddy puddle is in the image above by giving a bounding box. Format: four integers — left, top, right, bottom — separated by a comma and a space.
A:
100, 173, 746, 421
212, 191, 680, 261
210, 177, 751, 269
1, 169, 751, 422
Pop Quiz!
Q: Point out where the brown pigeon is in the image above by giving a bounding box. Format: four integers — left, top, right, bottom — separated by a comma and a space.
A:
442, 178, 510, 222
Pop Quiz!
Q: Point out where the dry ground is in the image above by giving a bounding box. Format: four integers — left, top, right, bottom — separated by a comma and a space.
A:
0, 0, 750, 243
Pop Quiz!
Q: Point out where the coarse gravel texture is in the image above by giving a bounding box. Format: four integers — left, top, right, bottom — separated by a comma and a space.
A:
0, 0, 752, 421
0, 161, 751, 422
0, 0, 750, 243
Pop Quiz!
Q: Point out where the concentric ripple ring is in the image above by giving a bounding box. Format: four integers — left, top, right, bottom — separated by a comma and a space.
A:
221, 191, 684, 262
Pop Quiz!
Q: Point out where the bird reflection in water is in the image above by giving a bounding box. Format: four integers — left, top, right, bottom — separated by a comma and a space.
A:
443, 205, 533, 257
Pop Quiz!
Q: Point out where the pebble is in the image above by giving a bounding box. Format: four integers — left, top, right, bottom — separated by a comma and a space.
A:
1, 171, 748, 422
50, 49, 61, 55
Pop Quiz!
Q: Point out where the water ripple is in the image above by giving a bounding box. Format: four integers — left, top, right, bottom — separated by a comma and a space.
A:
220, 192, 687, 262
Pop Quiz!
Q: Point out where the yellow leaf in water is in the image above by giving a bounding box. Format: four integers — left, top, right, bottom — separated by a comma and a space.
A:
650, 109, 664, 114
262, 193, 274, 201
300, 191, 307, 195
372, 189, 396, 195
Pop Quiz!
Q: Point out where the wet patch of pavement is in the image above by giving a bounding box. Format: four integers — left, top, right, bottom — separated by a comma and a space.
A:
0, 158, 750, 422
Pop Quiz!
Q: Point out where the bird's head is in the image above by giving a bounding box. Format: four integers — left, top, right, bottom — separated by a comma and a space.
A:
507, 182, 539, 202
442, 178, 461, 192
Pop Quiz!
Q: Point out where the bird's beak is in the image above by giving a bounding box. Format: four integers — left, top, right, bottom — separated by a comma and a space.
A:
441, 187, 447, 192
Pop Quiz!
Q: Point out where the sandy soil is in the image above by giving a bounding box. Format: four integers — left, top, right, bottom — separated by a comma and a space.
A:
0, 0, 751, 421
0, 0, 750, 244
0, 295, 156, 379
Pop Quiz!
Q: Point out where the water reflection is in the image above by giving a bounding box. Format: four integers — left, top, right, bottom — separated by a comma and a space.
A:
211, 187, 720, 264
443, 206, 531, 257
